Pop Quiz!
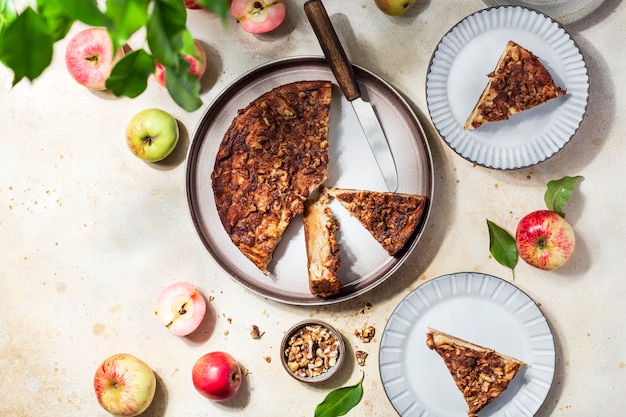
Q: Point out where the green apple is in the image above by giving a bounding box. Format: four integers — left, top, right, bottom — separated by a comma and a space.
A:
93, 353, 156, 417
126, 108, 179, 162
374, 0, 417, 16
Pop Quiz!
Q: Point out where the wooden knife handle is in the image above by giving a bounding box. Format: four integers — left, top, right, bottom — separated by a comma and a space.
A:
304, 0, 361, 101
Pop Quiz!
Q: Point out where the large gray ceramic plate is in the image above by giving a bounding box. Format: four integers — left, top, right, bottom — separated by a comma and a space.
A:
426, 6, 589, 170
186, 56, 433, 305
380, 272, 555, 416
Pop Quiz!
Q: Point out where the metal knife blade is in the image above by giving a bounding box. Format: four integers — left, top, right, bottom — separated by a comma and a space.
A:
304, 0, 398, 192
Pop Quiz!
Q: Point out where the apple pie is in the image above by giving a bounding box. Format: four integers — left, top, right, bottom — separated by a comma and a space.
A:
426, 328, 526, 416
211, 80, 332, 273
324, 187, 427, 256
464, 40, 566, 130
303, 190, 342, 297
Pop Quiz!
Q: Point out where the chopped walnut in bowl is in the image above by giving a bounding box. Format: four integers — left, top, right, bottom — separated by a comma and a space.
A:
280, 320, 345, 383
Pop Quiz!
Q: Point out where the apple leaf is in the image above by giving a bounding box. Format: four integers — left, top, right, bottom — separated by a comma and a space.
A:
544, 175, 584, 218
0, 7, 54, 85
106, 49, 156, 98
164, 60, 203, 111
0, 0, 18, 33
51, 0, 110, 28
487, 219, 517, 279
104, 0, 150, 50
36, 0, 75, 41
314, 372, 364, 417
147, 0, 188, 67
195, 0, 230, 23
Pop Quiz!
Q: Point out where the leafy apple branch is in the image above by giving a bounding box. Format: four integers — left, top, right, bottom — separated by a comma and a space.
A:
0, 0, 230, 112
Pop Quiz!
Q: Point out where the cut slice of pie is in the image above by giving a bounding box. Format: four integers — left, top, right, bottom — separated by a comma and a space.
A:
464, 40, 567, 130
324, 187, 427, 256
211, 80, 332, 273
426, 328, 526, 416
303, 190, 342, 297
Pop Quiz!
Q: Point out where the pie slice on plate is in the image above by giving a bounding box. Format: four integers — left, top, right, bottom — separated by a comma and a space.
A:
211, 80, 332, 274
426, 327, 526, 416
324, 187, 427, 256
464, 40, 567, 130
303, 190, 342, 297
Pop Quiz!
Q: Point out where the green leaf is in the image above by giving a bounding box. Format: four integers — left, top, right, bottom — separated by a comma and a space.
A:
487, 219, 517, 279
544, 175, 584, 218
106, 49, 155, 98
104, 0, 150, 49
53, 0, 110, 28
0, 7, 53, 84
314, 373, 365, 417
147, 0, 188, 67
0, 0, 18, 33
164, 59, 203, 111
36, 0, 75, 41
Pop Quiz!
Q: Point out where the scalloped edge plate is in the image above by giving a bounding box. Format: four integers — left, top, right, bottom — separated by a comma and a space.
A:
426, 6, 589, 170
379, 272, 555, 417
482, 0, 605, 25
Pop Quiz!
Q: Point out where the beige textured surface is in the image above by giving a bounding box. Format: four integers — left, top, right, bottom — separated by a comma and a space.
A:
1, 1, 624, 416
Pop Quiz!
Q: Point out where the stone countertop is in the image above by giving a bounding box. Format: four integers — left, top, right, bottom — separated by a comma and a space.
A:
1, 1, 624, 416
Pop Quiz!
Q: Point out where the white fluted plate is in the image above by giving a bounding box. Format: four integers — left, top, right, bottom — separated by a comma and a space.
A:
379, 272, 555, 417
426, 6, 589, 170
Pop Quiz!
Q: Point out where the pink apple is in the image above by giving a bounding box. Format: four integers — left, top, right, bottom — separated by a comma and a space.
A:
515, 210, 575, 271
94, 353, 156, 417
231, 0, 287, 34
65, 28, 125, 90
155, 282, 207, 336
153, 40, 207, 88
184, 0, 203, 9
192, 352, 242, 401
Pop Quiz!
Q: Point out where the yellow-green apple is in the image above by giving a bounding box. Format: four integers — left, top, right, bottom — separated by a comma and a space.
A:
374, 0, 417, 16
515, 210, 575, 270
155, 282, 206, 336
125, 108, 179, 162
192, 352, 242, 401
231, 0, 287, 34
153, 40, 207, 88
65, 28, 125, 90
93, 353, 156, 417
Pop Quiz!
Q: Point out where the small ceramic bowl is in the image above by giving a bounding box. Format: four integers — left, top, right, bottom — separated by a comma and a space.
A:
280, 319, 346, 383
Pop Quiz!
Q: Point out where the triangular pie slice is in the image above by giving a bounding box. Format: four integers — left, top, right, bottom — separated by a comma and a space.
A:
324, 187, 427, 256
211, 80, 332, 273
464, 40, 567, 130
426, 328, 526, 416
303, 190, 342, 297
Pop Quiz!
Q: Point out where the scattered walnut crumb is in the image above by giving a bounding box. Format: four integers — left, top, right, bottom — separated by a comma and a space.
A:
263, 355, 272, 363
208, 295, 215, 302
227, 316, 232, 324
358, 302, 373, 314
223, 330, 229, 336
355, 350, 368, 366
354, 324, 375, 343
250, 325, 265, 339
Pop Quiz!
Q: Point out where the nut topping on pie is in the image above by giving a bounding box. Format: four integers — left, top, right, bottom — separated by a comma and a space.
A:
211, 80, 332, 273
464, 40, 566, 130
426, 327, 526, 416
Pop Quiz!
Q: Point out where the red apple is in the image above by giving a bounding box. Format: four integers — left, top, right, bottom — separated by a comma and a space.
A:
192, 352, 242, 401
184, 0, 203, 9
515, 210, 575, 271
154, 40, 207, 88
65, 28, 125, 90
231, 0, 287, 34
155, 282, 207, 336
94, 353, 156, 417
